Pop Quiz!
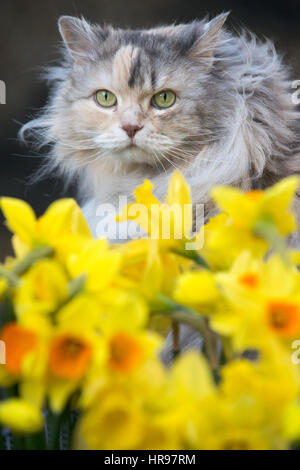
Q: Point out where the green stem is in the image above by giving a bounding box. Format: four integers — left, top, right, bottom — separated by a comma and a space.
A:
0, 292, 16, 327
172, 320, 180, 360
12, 246, 54, 277
253, 219, 287, 261
50, 274, 86, 325
47, 409, 63, 450
11, 434, 26, 450
171, 248, 211, 270
151, 294, 220, 370
68, 274, 86, 300
0, 267, 19, 288
46, 398, 77, 450
25, 430, 47, 450
202, 318, 220, 371
0, 426, 6, 450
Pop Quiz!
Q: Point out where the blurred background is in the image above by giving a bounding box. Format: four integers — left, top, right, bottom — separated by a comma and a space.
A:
0, 0, 299, 258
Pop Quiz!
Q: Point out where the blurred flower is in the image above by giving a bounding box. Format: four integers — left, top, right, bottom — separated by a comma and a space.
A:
0, 322, 37, 375
14, 259, 68, 319
0, 197, 92, 260
49, 334, 92, 380
0, 172, 299, 450
198, 214, 268, 271
173, 270, 220, 311
211, 176, 299, 236
117, 170, 193, 248
212, 252, 300, 350
0, 398, 43, 434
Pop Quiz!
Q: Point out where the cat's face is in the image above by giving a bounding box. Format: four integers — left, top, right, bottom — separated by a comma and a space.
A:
53, 15, 228, 170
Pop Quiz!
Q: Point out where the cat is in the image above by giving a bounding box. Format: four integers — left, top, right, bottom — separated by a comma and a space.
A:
20, 13, 300, 358
20, 13, 300, 238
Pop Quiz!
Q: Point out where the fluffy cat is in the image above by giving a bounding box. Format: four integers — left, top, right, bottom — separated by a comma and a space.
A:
20, 12, 300, 241
20, 13, 300, 356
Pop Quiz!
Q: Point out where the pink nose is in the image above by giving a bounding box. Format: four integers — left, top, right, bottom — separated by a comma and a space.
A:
121, 123, 143, 139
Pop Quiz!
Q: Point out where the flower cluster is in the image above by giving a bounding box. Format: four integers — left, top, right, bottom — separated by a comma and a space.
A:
0, 171, 300, 450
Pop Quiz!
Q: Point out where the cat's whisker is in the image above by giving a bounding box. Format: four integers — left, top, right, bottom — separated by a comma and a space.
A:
168, 146, 226, 165
165, 151, 195, 163
151, 151, 162, 172
153, 150, 168, 175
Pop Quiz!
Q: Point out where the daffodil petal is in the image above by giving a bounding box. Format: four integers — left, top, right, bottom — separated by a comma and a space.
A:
1, 197, 36, 246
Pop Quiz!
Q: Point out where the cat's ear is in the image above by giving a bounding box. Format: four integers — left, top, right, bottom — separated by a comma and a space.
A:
190, 12, 229, 66
58, 16, 96, 63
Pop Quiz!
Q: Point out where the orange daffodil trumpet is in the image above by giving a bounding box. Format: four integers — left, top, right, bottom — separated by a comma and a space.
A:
0, 172, 300, 449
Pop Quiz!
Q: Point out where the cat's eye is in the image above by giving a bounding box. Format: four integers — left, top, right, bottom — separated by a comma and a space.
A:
152, 90, 176, 109
95, 90, 117, 108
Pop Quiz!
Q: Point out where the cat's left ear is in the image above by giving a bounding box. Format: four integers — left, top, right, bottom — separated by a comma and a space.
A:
58, 16, 97, 64
190, 12, 229, 67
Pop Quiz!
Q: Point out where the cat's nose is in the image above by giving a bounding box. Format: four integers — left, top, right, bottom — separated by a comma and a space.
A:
121, 123, 143, 139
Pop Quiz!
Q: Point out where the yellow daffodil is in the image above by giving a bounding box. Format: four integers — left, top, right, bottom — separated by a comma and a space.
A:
117, 170, 193, 248
0, 197, 92, 260
212, 252, 300, 350
19, 323, 107, 413
193, 394, 276, 449
76, 359, 182, 450
173, 270, 220, 311
221, 358, 299, 413
211, 176, 299, 236
67, 238, 122, 294
0, 170, 300, 450
0, 398, 43, 434
14, 259, 69, 319
0, 322, 38, 375
198, 214, 268, 271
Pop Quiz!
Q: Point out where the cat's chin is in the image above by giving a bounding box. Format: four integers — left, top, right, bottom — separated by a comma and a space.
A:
111, 145, 156, 166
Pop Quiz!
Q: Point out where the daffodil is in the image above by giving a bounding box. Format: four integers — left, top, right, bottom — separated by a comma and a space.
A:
198, 214, 268, 271
212, 252, 300, 350
173, 270, 220, 311
221, 357, 299, 412
0, 170, 300, 450
67, 238, 122, 293
0, 322, 38, 376
193, 394, 277, 449
211, 176, 299, 237
0, 398, 43, 434
19, 323, 106, 413
117, 170, 193, 249
45, 326, 106, 413
0, 197, 92, 260
76, 359, 182, 450
14, 259, 69, 320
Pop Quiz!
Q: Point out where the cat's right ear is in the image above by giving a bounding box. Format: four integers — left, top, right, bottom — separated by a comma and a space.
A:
58, 16, 96, 64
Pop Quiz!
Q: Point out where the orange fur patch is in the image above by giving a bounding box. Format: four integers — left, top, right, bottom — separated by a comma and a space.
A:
112, 46, 139, 89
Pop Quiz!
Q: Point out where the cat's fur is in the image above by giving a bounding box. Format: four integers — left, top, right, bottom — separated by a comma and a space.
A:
20, 13, 300, 239
19, 13, 300, 359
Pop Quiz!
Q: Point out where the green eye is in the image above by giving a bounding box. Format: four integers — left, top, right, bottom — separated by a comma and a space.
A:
95, 90, 117, 107
152, 90, 176, 109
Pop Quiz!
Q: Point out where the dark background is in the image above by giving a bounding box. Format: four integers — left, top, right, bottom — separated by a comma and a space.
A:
0, 0, 299, 258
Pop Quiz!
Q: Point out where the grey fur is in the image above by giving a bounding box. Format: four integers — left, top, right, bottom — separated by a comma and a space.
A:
20, 14, 300, 204
19, 14, 300, 354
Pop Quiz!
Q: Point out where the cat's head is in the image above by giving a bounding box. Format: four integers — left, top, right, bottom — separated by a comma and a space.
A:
24, 14, 231, 180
